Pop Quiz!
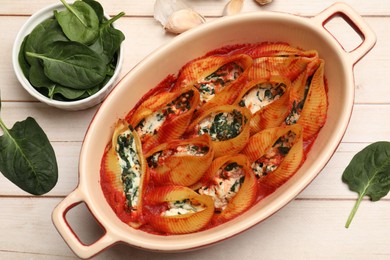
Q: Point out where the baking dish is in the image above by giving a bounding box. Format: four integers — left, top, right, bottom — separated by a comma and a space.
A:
52, 3, 376, 258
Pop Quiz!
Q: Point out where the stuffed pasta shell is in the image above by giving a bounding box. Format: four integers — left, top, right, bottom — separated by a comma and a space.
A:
128, 86, 200, 152
186, 105, 252, 157
247, 52, 320, 83
173, 54, 252, 110
242, 124, 304, 189
145, 186, 214, 234
285, 60, 327, 141
145, 135, 214, 187
239, 42, 317, 59
234, 76, 292, 134
101, 120, 149, 228
197, 154, 257, 223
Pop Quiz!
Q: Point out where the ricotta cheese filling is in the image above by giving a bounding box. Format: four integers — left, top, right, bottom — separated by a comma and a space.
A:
196, 62, 243, 103
252, 130, 297, 178
147, 144, 209, 168
136, 90, 194, 137
116, 129, 142, 209
198, 162, 245, 211
239, 82, 286, 114
162, 199, 205, 216
197, 109, 244, 141
285, 77, 311, 125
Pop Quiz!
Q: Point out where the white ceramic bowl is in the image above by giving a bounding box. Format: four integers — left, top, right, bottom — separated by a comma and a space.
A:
12, 3, 124, 111
52, 3, 376, 259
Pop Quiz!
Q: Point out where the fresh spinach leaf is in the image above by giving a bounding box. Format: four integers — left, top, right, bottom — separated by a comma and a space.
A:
24, 18, 67, 65
89, 12, 125, 64
55, 0, 99, 45
82, 0, 104, 23
0, 101, 58, 195
18, 35, 30, 78
342, 141, 390, 228
29, 62, 87, 100
26, 41, 106, 89
18, 0, 125, 102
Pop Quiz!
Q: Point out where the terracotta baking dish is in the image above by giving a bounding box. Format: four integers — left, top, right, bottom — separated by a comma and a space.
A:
52, 3, 376, 258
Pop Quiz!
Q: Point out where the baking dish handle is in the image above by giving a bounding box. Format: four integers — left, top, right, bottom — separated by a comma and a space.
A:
52, 188, 117, 259
312, 2, 376, 65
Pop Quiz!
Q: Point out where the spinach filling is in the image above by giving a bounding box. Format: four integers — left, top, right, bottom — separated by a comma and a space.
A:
136, 90, 194, 136
198, 109, 245, 141
197, 62, 244, 103
116, 129, 142, 209
162, 198, 205, 216
252, 130, 297, 178
147, 144, 209, 168
198, 162, 245, 212
285, 75, 312, 125
239, 82, 286, 113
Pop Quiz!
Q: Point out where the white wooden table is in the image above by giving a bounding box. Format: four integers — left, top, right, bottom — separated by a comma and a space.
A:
1, 0, 389, 259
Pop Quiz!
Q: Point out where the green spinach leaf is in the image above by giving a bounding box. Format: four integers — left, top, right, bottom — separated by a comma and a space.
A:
342, 141, 390, 228
55, 0, 99, 45
26, 41, 106, 89
18, 35, 30, 78
89, 12, 125, 64
29, 62, 86, 100
82, 0, 104, 23
24, 18, 68, 65
0, 101, 58, 195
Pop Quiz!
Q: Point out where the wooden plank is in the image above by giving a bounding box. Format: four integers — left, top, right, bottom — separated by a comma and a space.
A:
1, 0, 389, 17
0, 197, 389, 259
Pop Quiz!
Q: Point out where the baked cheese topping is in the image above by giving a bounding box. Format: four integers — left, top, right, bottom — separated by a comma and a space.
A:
198, 162, 244, 211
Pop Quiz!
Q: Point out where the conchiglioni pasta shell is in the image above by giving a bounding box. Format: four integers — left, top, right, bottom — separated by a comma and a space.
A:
242, 124, 304, 189
247, 53, 319, 82
173, 54, 253, 111
296, 60, 328, 141
198, 154, 257, 223
128, 86, 200, 153
100, 145, 125, 214
147, 186, 214, 234
108, 120, 150, 228
174, 53, 252, 88
186, 105, 252, 157
145, 135, 214, 186
239, 42, 319, 60
234, 76, 292, 134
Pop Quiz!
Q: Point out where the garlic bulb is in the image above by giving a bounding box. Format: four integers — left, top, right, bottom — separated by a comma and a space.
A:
154, 0, 206, 34
255, 0, 273, 5
223, 0, 244, 16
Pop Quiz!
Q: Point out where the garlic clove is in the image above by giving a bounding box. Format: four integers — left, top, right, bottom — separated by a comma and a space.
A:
223, 0, 244, 16
164, 8, 206, 34
154, 0, 189, 27
255, 0, 273, 6
154, 0, 206, 34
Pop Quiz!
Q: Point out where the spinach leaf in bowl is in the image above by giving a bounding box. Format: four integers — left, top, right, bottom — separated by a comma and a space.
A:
26, 41, 107, 90
55, 0, 99, 45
